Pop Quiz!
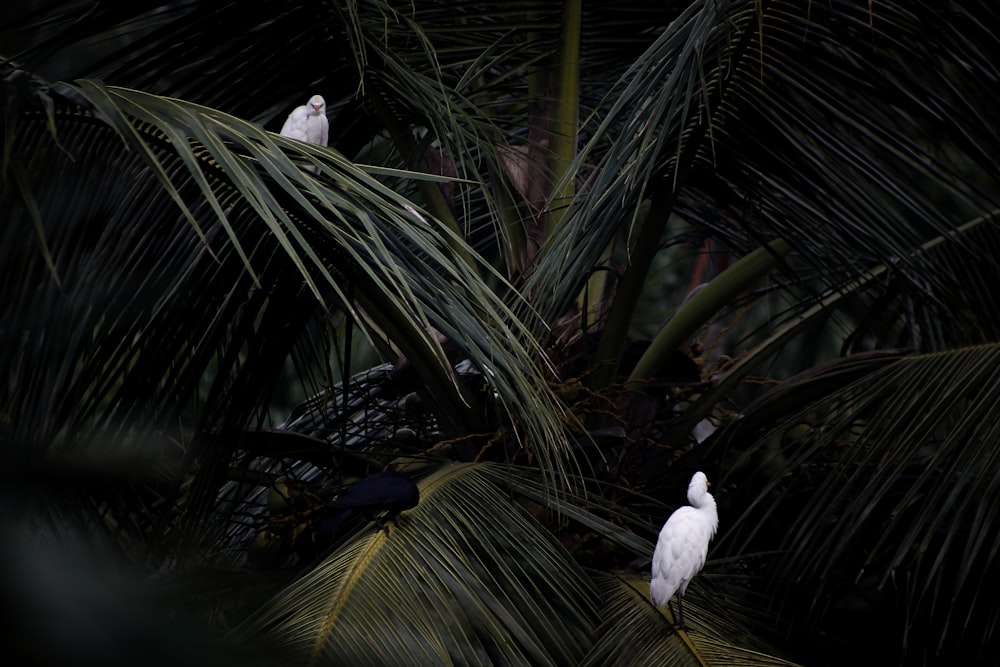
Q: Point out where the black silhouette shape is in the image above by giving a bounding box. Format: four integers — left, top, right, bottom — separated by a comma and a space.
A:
316, 470, 420, 542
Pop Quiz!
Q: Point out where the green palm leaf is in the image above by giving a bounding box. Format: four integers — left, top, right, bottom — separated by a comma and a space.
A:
6, 0, 1000, 663
712, 343, 1000, 652
2, 70, 573, 462
236, 463, 599, 666
582, 572, 801, 667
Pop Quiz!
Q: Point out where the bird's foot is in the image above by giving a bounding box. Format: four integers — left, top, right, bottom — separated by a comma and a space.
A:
372, 515, 390, 536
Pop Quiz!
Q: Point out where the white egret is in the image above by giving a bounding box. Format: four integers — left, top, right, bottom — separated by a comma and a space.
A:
650, 471, 718, 629
280, 94, 329, 146
280, 95, 328, 173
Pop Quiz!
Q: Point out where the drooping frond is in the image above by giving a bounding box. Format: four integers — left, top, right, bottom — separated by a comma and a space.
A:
581, 572, 802, 667
714, 343, 1000, 652
2, 70, 575, 471
235, 463, 600, 667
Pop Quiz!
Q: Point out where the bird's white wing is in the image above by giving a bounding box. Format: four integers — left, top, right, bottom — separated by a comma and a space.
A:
305, 112, 329, 147
650, 507, 711, 605
319, 113, 329, 146
280, 106, 311, 142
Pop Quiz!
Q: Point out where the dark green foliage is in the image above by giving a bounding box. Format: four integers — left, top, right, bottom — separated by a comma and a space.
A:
3, 1, 1000, 665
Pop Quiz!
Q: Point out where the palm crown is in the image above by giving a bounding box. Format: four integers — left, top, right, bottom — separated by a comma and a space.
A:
3, 1, 999, 664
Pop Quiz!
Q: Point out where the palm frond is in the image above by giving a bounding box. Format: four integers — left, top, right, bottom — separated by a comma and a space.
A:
686, 1, 1000, 290
666, 209, 1000, 447
581, 572, 802, 667
713, 343, 1000, 652
526, 0, 1000, 349
6, 1, 1000, 662
529, 0, 740, 327
235, 463, 600, 667
3, 69, 576, 463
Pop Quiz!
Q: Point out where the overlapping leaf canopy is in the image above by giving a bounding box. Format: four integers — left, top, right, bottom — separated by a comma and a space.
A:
3, 0, 1000, 664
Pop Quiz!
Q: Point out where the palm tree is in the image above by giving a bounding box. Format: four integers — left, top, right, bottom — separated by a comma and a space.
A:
3, 1, 1000, 664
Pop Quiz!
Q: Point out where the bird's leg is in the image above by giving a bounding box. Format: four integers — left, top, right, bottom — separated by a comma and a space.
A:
380, 512, 403, 534
368, 511, 390, 536
665, 597, 688, 631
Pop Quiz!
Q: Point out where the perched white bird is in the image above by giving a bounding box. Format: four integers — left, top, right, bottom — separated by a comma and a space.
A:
280, 95, 328, 174
280, 94, 329, 146
650, 471, 718, 629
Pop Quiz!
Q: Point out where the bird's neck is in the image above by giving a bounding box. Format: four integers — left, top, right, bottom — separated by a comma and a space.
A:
701, 496, 719, 533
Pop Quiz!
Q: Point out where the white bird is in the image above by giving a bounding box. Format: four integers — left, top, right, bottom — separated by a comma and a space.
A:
280, 94, 329, 146
280, 95, 328, 173
650, 471, 718, 629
